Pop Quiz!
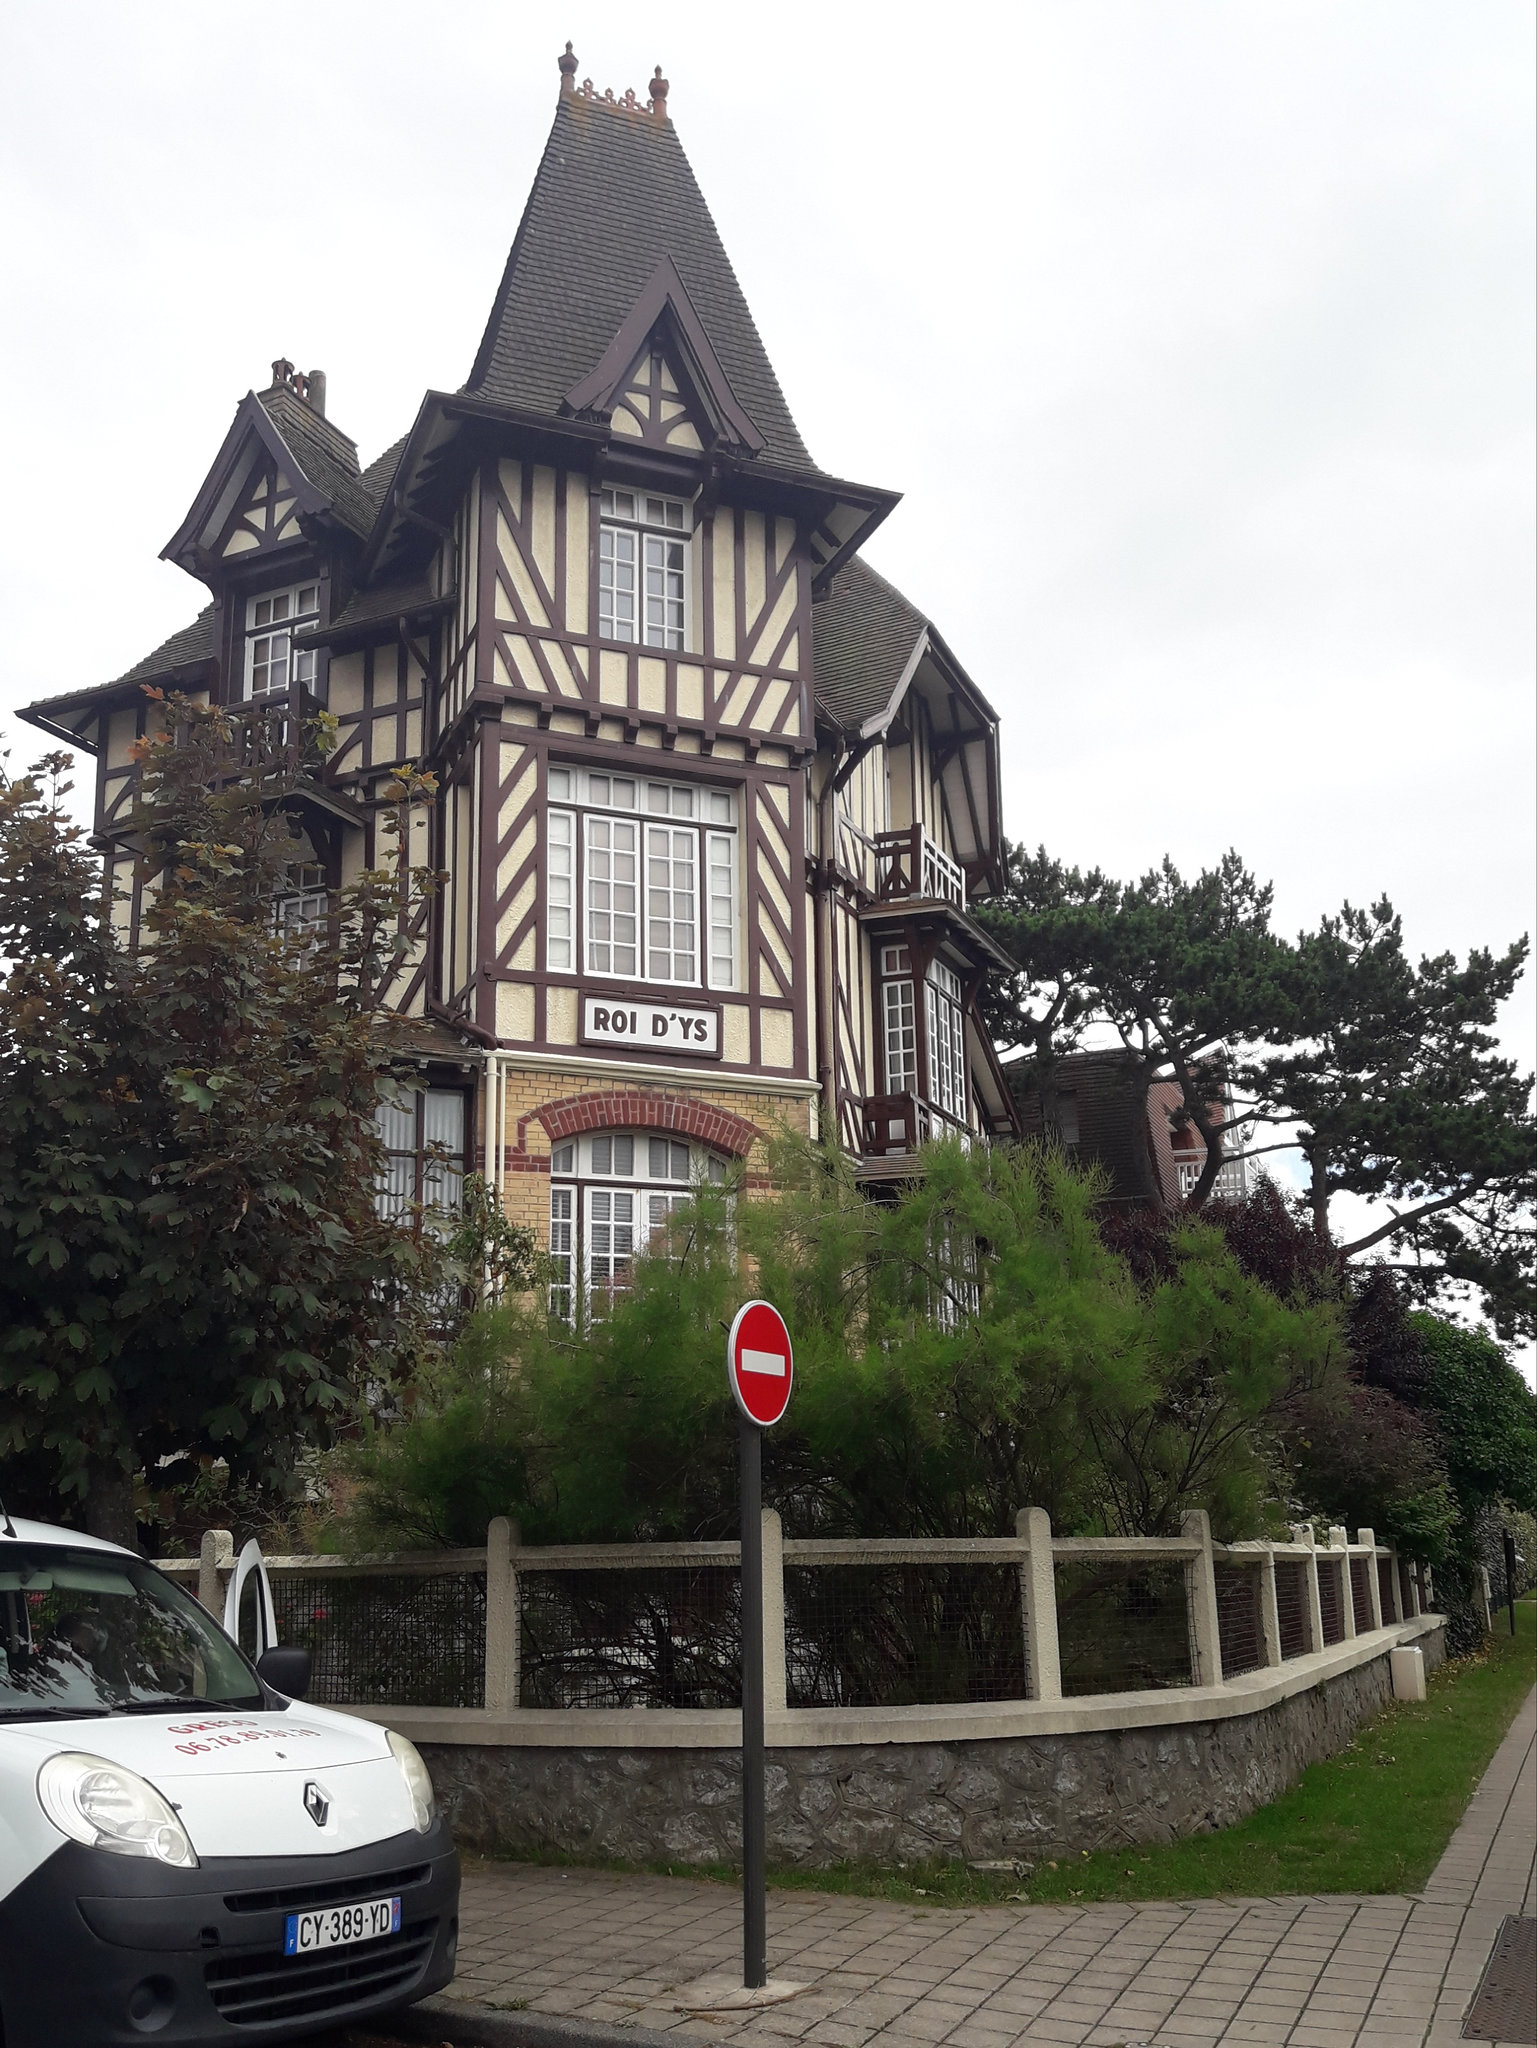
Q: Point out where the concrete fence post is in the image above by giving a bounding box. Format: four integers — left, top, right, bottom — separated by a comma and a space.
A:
1259, 1548, 1283, 1666
1359, 1530, 1383, 1630
1476, 1568, 1493, 1633
1181, 1510, 1223, 1686
1299, 1523, 1325, 1655
484, 1516, 520, 1712
198, 1528, 234, 1616
761, 1507, 787, 1715
1017, 1507, 1061, 1701
1330, 1528, 1357, 1640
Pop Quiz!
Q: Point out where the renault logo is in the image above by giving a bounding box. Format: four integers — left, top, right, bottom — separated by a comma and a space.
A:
303, 1781, 331, 1828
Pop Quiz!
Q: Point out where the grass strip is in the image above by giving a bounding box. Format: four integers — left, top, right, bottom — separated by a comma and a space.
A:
762, 1598, 1537, 1906
491, 1599, 1535, 1907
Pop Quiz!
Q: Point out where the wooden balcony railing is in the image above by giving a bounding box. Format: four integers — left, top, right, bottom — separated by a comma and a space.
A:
873, 825, 966, 910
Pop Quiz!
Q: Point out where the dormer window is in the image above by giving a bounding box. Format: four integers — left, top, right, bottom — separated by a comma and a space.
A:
244, 583, 319, 698
598, 489, 688, 649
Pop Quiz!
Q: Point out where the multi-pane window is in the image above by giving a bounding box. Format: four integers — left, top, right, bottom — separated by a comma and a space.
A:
645, 825, 697, 982
880, 945, 918, 1094
374, 1089, 468, 1224
245, 583, 319, 698
598, 488, 688, 648
548, 1130, 729, 1318
926, 961, 968, 1121
584, 816, 639, 976
546, 767, 738, 989
274, 861, 328, 939
547, 810, 575, 971
877, 946, 968, 1125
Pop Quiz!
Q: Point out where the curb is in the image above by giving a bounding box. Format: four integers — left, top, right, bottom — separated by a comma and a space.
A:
381, 1992, 682, 2048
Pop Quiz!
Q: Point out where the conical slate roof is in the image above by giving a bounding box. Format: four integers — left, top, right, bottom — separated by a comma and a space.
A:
466, 94, 815, 474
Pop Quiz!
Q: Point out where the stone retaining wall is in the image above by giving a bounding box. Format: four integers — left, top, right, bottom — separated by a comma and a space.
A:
423, 1626, 1444, 1868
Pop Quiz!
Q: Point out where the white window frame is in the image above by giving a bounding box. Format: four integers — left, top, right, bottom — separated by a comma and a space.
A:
598, 488, 690, 649
547, 1130, 730, 1319
545, 768, 738, 990
925, 961, 968, 1123
880, 943, 918, 1096
244, 582, 320, 699
273, 861, 328, 940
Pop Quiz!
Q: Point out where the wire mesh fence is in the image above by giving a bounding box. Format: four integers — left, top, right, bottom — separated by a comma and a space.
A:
1377, 1556, 1398, 1624
187, 1523, 1431, 1715
517, 1567, 741, 1709
1054, 1560, 1193, 1696
783, 1564, 1028, 1707
1274, 1559, 1311, 1659
268, 1571, 486, 1708
1214, 1563, 1264, 1678
1349, 1557, 1373, 1635
1317, 1558, 1345, 1645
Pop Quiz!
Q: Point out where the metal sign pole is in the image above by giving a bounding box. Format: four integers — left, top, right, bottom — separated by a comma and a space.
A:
739, 1414, 766, 1989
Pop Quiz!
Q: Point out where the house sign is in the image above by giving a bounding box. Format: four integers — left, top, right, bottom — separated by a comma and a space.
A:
580, 995, 720, 1058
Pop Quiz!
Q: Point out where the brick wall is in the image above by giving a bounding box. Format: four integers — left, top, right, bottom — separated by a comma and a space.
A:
479, 1062, 814, 1246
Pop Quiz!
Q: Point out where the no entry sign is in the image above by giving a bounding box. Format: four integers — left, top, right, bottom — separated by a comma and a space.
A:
727, 1299, 793, 1428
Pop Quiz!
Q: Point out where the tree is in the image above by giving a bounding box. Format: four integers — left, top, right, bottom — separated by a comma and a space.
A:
979, 845, 1535, 1335
980, 846, 1295, 1205
1248, 901, 1536, 1338
345, 1139, 1344, 1548
0, 704, 451, 1544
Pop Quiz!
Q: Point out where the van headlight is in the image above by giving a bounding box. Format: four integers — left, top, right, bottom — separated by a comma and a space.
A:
37, 1753, 198, 1867
386, 1729, 437, 1833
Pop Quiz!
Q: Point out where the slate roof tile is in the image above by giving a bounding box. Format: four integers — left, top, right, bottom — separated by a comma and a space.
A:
113, 606, 217, 684
258, 386, 377, 540
466, 97, 814, 474
320, 576, 442, 637
812, 557, 928, 734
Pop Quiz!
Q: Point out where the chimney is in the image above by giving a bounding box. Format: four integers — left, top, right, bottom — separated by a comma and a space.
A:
649, 65, 669, 121
307, 369, 327, 417
558, 41, 578, 95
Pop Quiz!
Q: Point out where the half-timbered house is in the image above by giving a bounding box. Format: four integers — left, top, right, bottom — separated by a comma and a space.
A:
21, 50, 1022, 1301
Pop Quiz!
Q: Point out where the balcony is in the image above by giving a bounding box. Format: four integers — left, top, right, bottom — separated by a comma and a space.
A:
858, 1093, 974, 1164
873, 826, 966, 911
1177, 1155, 1249, 1202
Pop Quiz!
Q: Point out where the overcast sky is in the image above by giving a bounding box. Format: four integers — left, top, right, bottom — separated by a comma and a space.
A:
2, 2, 1532, 1357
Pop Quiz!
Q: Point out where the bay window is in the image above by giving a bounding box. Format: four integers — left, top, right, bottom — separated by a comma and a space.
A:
875, 944, 969, 1127
926, 961, 967, 1121
546, 766, 738, 989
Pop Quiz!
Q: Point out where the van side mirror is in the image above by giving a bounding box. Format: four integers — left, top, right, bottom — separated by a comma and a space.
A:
256, 1645, 313, 1701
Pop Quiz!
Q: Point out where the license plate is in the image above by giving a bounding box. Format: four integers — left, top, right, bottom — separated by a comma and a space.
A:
284, 1895, 401, 1955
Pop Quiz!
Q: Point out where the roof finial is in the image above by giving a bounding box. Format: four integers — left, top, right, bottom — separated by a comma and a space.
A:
648, 64, 669, 122
558, 41, 578, 96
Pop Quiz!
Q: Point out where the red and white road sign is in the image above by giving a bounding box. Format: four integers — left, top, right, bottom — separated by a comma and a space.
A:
727, 1299, 794, 1428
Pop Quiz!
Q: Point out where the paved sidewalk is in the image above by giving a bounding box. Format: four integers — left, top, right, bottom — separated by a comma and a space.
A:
445, 1688, 1536, 2048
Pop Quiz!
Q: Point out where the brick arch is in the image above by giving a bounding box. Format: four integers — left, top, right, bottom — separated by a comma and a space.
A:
532, 1091, 761, 1159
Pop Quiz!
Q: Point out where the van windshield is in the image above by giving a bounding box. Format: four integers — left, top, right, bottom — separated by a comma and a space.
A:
0, 1545, 262, 1720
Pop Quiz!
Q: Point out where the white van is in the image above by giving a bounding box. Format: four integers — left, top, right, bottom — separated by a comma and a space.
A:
0, 1515, 459, 2045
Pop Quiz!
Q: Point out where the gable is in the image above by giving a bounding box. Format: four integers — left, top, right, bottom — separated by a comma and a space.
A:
608, 342, 707, 454
562, 258, 764, 455
219, 461, 306, 557
162, 388, 349, 575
